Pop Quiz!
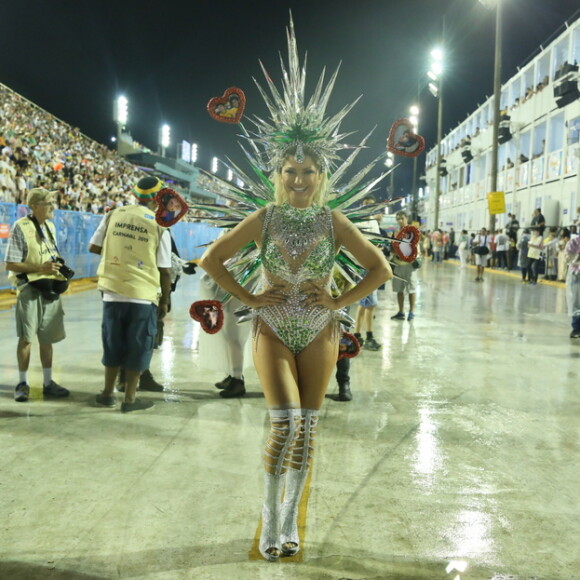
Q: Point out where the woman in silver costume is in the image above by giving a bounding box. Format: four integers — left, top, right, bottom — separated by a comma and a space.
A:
199, 143, 392, 561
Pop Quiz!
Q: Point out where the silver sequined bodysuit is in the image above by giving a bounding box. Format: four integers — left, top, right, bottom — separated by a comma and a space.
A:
257, 203, 337, 354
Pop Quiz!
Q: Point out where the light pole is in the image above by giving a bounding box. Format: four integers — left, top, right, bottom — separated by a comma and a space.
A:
480, 0, 503, 233
409, 105, 420, 222
211, 156, 219, 174
385, 152, 395, 198
428, 47, 444, 230
113, 95, 128, 153
159, 124, 170, 157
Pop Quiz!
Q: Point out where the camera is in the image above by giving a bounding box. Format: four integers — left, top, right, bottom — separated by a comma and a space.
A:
55, 257, 75, 280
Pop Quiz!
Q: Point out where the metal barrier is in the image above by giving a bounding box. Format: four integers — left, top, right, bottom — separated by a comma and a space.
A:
0, 203, 219, 290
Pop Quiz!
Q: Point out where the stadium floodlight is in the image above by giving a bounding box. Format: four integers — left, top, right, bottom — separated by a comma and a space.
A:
211, 157, 219, 173
227, 169, 233, 182
161, 125, 171, 148
431, 47, 443, 62
115, 95, 128, 126
191, 143, 198, 163
428, 82, 439, 98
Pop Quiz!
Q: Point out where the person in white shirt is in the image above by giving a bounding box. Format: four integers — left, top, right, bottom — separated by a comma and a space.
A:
495, 229, 509, 269
473, 227, 491, 282
527, 227, 544, 285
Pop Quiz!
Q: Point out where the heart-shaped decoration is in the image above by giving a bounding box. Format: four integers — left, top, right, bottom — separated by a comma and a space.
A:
207, 87, 246, 124
387, 118, 425, 158
154, 188, 188, 227
189, 300, 224, 334
338, 331, 361, 361
392, 225, 420, 263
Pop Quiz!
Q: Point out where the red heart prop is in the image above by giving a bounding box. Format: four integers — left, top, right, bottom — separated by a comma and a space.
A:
392, 225, 420, 263
338, 331, 361, 361
154, 188, 188, 227
207, 87, 246, 124
189, 300, 224, 334
387, 118, 425, 158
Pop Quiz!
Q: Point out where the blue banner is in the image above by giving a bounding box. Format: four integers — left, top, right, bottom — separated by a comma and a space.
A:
0, 203, 220, 290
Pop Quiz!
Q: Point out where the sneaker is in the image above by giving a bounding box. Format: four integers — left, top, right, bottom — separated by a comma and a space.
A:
14, 382, 30, 403
390, 312, 405, 320
139, 369, 164, 392
364, 338, 381, 351
219, 377, 246, 398
570, 329, 580, 339
353, 334, 364, 347
215, 375, 233, 390
95, 393, 117, 407
407, 312, 415, 321
43, 380, 70, 398
121, 398, 155, 413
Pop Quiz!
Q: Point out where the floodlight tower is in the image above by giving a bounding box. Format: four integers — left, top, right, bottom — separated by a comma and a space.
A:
159, 124, 171, 157
113, 95, 128, 153
385, 151, 395, 198
428, 47, 444, 230
479, 0, 503, 233
409, 105, 420, 221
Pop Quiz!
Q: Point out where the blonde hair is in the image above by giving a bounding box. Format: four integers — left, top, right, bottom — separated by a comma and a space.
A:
272, 147, 329, 206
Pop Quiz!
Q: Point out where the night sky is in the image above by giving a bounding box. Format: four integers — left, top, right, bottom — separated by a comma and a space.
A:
1, 0, 577, 197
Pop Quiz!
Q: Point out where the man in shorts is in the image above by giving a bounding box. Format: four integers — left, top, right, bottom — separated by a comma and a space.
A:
390, 211, 419, 321
89, 176, 172, 413
5, 188, 70, 402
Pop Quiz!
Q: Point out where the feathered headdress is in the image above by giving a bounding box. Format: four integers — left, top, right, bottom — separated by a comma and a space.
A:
187, 15, 413, 305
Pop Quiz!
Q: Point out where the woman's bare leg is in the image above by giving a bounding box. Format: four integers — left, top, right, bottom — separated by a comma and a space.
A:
295, 322, 340, 410
280, 323, 339, 554
252, 324, 302, 560
253, 322, 300, 408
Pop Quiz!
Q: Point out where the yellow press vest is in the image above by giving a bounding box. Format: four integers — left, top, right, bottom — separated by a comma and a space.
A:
97, 205, 164, 303
9, 216, 66, 284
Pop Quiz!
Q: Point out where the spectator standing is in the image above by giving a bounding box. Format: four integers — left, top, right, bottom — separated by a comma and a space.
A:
390, 211, 419, 321
557, 228, 571, 281
518, 228, 531, 283
531, 208, 546, 235
353, 196, 383, 351
473, 227, 491, 282
431, 229, 443, 263
565, 235, 580, 338
89, 176, 172, 413
543, 227, 559, 281
527, 227, 544, 285
457, 229, 470, 268
4, 188, 70, 402
495, 229, 509, 269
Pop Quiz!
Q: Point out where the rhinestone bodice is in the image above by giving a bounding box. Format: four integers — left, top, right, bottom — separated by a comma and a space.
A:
257, 203, 336, 354
261, 203, 335, 288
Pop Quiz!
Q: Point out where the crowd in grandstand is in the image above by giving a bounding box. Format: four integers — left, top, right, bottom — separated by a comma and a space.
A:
0, 83, 145, 213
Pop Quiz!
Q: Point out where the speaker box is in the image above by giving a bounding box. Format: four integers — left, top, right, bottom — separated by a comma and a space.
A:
498, 127, 512, 144
553, 80, 579, 109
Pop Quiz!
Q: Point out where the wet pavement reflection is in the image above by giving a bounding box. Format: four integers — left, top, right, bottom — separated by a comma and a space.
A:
0, 261, 579, 579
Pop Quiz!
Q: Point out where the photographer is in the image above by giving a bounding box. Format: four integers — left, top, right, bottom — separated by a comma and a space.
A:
5, 188, 70, 402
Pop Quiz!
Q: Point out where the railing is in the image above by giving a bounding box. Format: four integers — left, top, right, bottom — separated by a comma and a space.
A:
0, 203, 220, 290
